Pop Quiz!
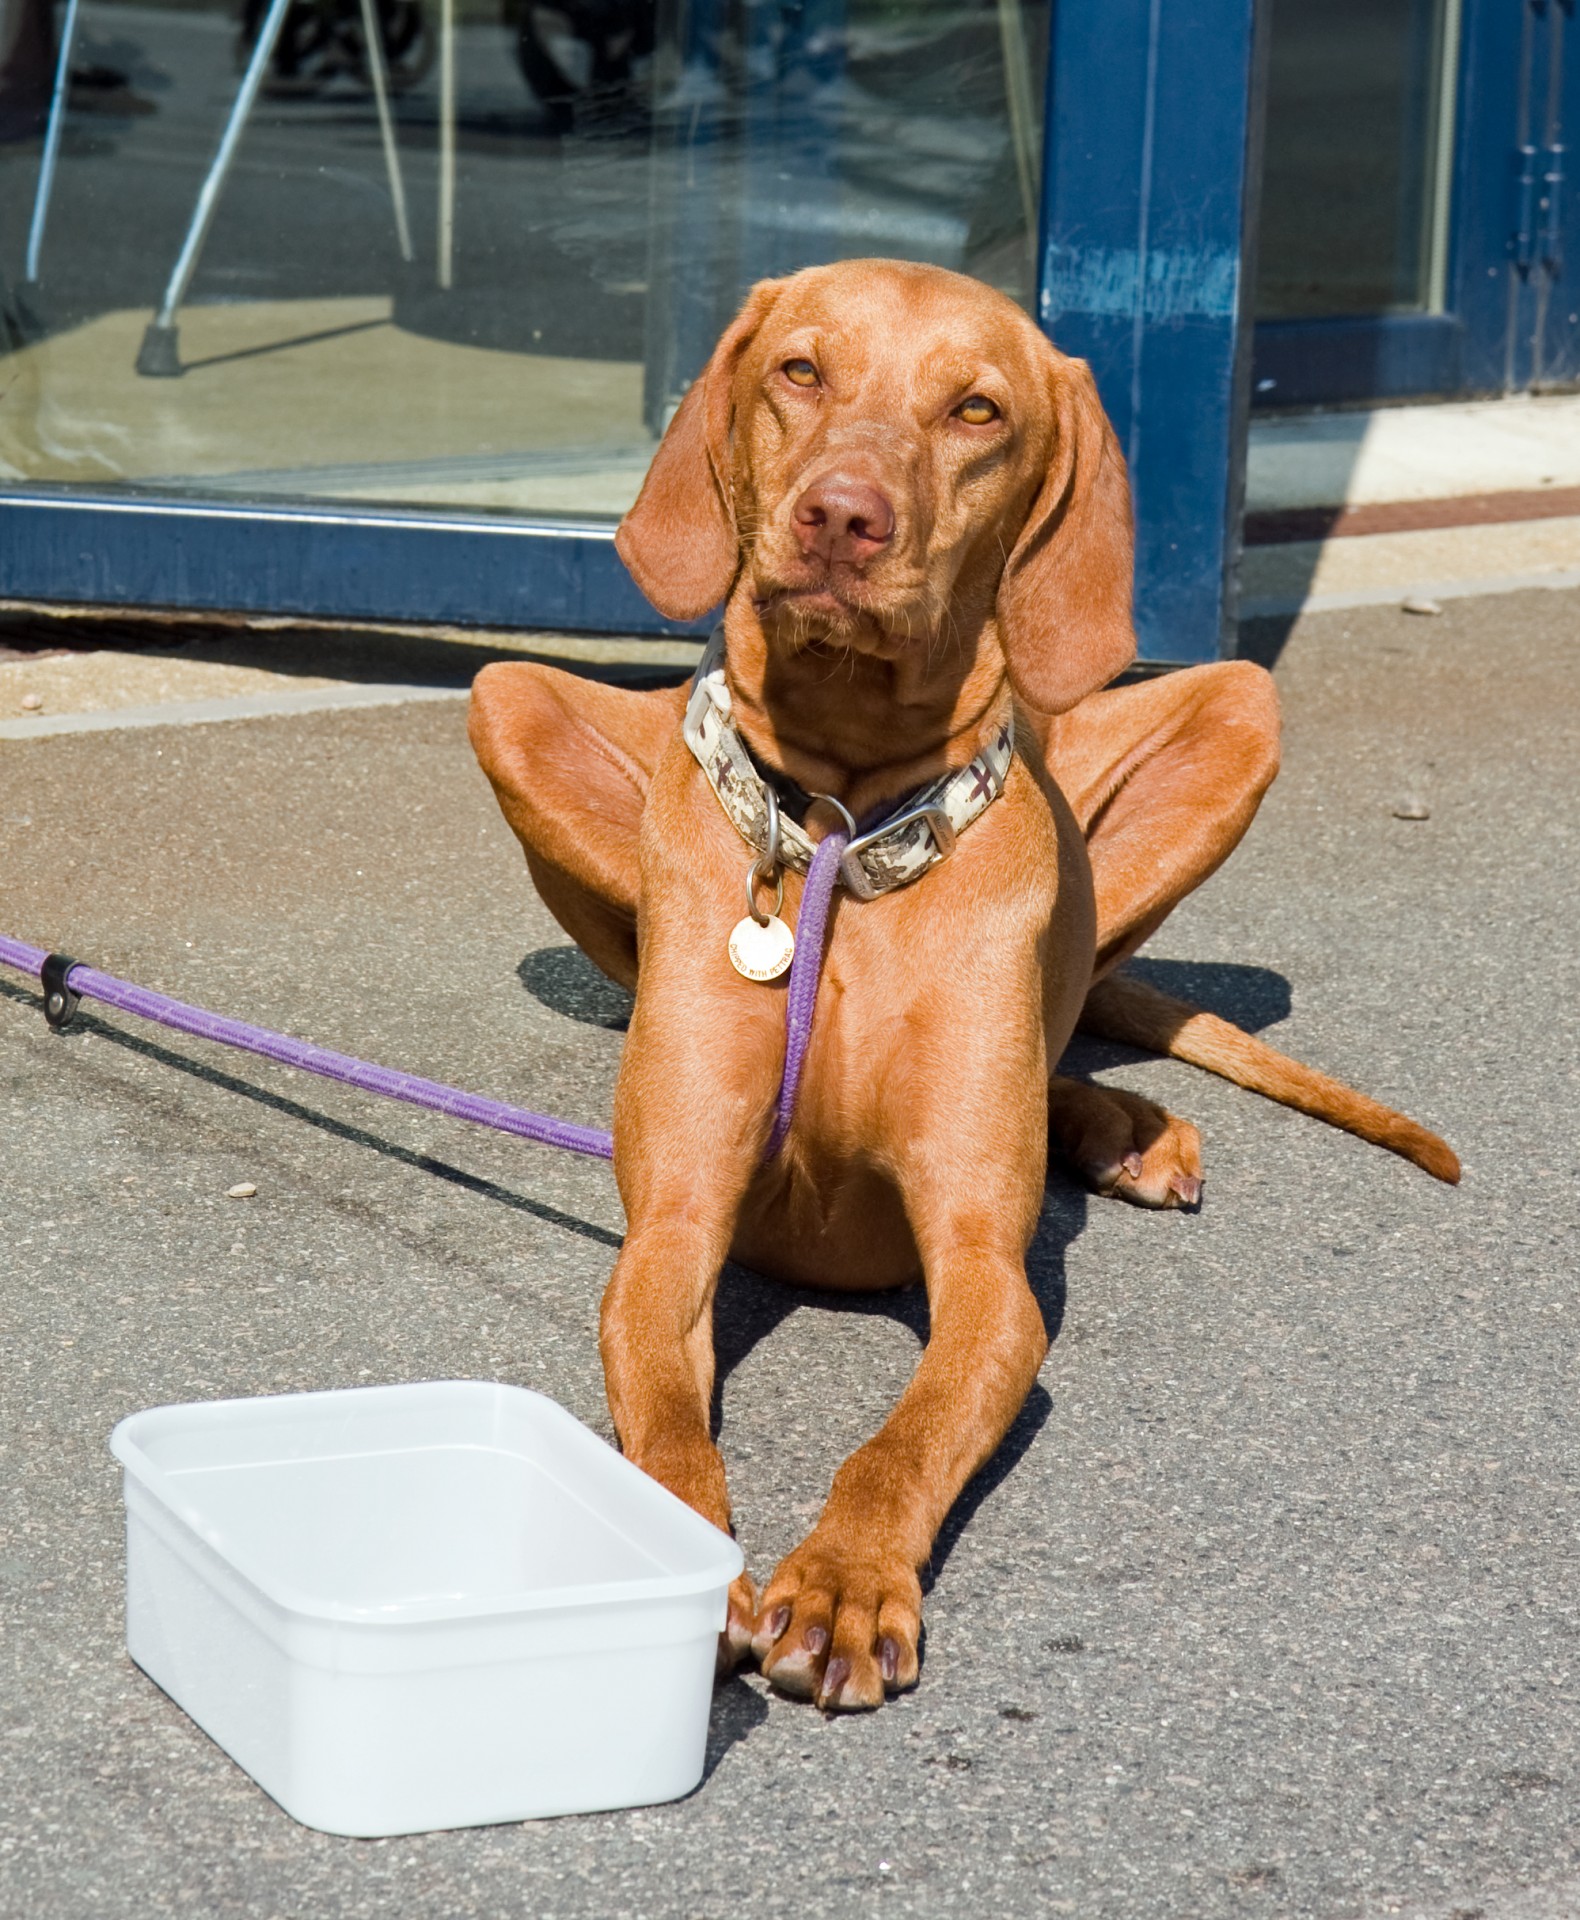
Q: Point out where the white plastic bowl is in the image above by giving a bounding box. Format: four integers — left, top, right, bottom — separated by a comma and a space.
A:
110, 1380, 743, 1835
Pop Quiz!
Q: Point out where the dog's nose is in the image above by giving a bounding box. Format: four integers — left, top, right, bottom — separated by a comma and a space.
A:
791, 476, 896, 565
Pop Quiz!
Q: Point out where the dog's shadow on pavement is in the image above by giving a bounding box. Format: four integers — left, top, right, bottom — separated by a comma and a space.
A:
705, 1177, 1085, 1603
928, 1180, 1083, 1590
1128, 957, 1291, 1031
701, 1676, 772, 1783
519, 947, 633, 1030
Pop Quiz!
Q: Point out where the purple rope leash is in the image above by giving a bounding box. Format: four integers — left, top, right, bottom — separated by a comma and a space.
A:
0, 931, 614, 1159
767, 827, 847, 1159
0, 846, 846, 1165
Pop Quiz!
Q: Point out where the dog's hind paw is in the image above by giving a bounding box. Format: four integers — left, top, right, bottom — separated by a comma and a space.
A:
750, 1538, 922, 1712
1048, 1077, 1203, 1210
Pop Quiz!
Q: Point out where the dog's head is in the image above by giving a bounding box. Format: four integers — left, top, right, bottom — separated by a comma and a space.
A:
616, 259, 1135, 715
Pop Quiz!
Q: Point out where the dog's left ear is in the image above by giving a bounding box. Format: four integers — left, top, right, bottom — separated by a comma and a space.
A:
995, 346, 1136, 714
615, 279, 786, 621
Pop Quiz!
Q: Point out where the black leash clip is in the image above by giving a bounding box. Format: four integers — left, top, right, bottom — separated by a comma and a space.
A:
41, 953, 81, 1031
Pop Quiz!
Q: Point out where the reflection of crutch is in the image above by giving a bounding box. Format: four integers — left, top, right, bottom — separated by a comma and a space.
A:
437, 0, 453, 289
136, 0, 414, 376
20, 0, 84, 310
995, 0, 1040, 270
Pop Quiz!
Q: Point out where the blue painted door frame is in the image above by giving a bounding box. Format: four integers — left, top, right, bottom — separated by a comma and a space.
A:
1039, 0, 1268, 664
1, 0, 1272, 666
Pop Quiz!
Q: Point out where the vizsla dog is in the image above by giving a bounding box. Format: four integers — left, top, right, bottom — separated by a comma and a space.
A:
470, 259, 1458, 1713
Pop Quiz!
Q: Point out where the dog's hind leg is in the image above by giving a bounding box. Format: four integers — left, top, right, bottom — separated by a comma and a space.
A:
469, 664, 687, 991
1045, 658, 1284, 979
1046, 1075, 1203, 1209
1044, 661, 1458, 1184
1038, 661, 1277, 1205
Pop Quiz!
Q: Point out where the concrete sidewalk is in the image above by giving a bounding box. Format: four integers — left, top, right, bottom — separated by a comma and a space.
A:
1241, 395, 1580, 618
1, 589, 1577, 1920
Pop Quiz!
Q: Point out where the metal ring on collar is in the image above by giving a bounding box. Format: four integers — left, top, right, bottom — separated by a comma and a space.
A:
746, 783, 785, 926
759, 781, 782, 871
746, 857, 785, 927
807, 792, 857, 838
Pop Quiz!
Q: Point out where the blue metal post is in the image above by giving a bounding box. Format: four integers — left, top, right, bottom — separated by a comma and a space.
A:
1039, 0, 1268, 663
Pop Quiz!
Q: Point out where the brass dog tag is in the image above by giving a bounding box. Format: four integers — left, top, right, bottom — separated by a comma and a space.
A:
728, 914, 795, 981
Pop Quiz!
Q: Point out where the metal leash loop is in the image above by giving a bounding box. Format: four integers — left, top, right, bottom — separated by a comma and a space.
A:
41, 952, 81, 1030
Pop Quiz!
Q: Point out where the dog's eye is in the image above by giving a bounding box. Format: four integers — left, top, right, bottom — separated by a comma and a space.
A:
782, 359, 820, 388
956, 395, 1000, 425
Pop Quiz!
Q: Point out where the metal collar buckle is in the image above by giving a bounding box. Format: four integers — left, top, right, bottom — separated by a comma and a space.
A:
839, 801, 957, 902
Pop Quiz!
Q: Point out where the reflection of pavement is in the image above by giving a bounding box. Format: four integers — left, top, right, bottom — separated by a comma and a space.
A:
1256, 0, 1447, 316
3, 586, 1579, 1919
0, 295, 650, 511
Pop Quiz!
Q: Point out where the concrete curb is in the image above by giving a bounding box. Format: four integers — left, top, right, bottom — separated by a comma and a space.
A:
1241, 565, 1580, 620
0, 680, 468, 741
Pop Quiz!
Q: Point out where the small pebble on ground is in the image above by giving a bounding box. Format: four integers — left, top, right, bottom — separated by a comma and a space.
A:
226, 1182, 258, 1199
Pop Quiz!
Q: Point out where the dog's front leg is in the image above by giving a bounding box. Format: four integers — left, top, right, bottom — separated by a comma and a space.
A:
604, 1127, 769, 1663
601, 1156, 763, 1667
601, 879, 786, 1666
752, 1143, 1050, 1712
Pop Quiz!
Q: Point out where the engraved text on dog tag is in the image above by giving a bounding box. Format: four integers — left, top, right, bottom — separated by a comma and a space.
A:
728, 914, 795, 981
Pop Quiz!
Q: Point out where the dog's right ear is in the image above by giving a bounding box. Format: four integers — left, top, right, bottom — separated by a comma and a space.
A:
615, 279, 785, 622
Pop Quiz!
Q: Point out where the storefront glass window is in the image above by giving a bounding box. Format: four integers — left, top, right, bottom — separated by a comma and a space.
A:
1256, 0, 1460, 319
0, 0, 1047, 520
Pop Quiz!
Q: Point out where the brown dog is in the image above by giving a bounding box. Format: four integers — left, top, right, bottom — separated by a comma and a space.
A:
469, 260, 1457, 1713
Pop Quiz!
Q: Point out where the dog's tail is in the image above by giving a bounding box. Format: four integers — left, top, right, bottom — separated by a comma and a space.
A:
1079, 972, 1460, 1184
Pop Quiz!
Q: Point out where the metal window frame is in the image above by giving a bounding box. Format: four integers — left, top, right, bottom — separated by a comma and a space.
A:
0, 489, 703, 634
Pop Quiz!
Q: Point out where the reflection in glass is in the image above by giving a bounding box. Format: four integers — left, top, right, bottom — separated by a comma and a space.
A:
0, 0, 1046, 519
1256, 0, 1459, 320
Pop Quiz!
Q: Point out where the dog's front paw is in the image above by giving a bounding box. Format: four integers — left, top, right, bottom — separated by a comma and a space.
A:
749, 1537, 922, 1712
717, 1571, 760, 1678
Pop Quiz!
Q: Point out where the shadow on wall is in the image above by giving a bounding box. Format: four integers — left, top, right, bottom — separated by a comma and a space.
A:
1236, 381, 1396, 665
1234, 609, 1303, 672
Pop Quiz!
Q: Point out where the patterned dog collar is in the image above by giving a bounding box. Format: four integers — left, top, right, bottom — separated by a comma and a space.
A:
682, 629, 1015, 901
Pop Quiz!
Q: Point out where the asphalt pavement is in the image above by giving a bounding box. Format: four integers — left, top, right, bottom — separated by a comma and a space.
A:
2, 587, 1577, 1919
